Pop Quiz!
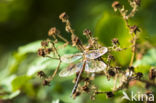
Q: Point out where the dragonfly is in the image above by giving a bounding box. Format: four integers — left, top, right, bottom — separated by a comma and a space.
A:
59, 47, 108, 95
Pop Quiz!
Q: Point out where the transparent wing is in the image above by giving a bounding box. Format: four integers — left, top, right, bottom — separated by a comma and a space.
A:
85, 47, 108, 59
85, 60, 107, 72
61, 53, 83, 63
59, 62, 83, 77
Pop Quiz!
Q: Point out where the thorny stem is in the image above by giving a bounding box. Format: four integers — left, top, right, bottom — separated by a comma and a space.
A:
71, 61, 86, 96
127, 0, 138, 19
118, 0, 138, 67
129, 34, 137, 66
119, 0, 138, 20
117, 1, 138, 67
94, 0, 142, 97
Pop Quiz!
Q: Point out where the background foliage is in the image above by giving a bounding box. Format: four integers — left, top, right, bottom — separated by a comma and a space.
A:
0, 0, 156, 103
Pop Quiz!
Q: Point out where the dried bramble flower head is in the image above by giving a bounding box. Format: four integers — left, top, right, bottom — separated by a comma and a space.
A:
107, 55, 115, 64
72, 91, 81, 99
44, 48, 52, 54
82, 85, 90, 92
84, 77, 90, 82
72, 35, 79, 46
37, 4, 156, 99
43, 80, 50, 86
106, 92, 114, 98
108, 54, 114, 60
48, 27, 60, 36
59, 12, 69, 22
115, 66, 121, 70
146, 90, 153, 96
149, 68, 156, 80
112, 38, 120, 45
108, 69, 116, 77
65, 25, 72, 33
37, 71, 46, 78
129, 25, 140, 34
46, 39, 51, 44
136, 72, 143, 79
112, 1, 121, 11
41, 40, 49, 47
128, 66, 134, 71
134, 0, 141, 6
83, 29, 92, 36
145, 83, 150, 89
38, 48, 46, 57
38, 47, 52, 57
95, 91, 114, 98
112, 0, 140, 20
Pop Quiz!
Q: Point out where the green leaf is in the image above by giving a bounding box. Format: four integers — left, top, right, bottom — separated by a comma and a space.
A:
17, 40, 78, 56
52, 99, 60, 103
25, 43, 78, 76
0, 75, 17, 92
95, 12, 130, 46
0, 75, 21, 100
94, 76, 114, 91
26, 57, 64, 76
0, 90, 20, 100
9, 53, 26, 74
11, 75, 31, 91
7, 40, 42, 74
17, 40, 42, 55
134, 65, 151, 74
23, 83, 35, 97
95, 12, 132, 66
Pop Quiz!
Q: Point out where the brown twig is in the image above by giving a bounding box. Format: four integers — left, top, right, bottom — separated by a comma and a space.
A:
47, 42, 62, 82
57, 34, 69, 47
59, 12, 85, 51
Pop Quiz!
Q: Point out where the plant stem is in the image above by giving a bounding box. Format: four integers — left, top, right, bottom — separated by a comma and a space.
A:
129, 34, 137, 66
47, 42, 62, 81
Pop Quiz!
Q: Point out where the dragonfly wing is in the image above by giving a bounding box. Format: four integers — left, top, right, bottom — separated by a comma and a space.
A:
61, 53, 83, 63
85, 47, 108, 59
59, 63, 83, 77
85, 60, 107, 72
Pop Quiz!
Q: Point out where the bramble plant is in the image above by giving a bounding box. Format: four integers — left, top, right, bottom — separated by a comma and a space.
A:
37, 0, 156, 101
1, 0, 156, 103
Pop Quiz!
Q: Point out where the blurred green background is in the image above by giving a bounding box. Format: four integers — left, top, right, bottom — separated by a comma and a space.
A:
0, 0, 156, 103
